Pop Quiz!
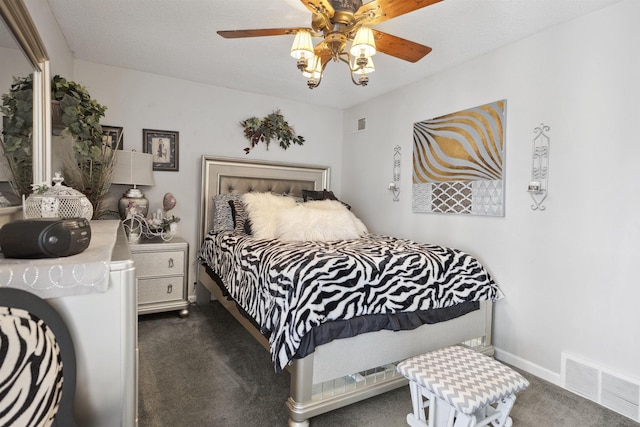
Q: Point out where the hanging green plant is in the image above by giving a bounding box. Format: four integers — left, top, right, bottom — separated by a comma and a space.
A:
1, 74, 35, 198
1, 74, 114, 218
240, 110, 304, 154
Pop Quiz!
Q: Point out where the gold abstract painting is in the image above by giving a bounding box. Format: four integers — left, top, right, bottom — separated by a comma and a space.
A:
412, 100, 506, 216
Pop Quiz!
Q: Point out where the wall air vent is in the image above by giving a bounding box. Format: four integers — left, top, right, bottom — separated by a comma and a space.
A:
562, 352, 640, 422
350, 117, 367, 133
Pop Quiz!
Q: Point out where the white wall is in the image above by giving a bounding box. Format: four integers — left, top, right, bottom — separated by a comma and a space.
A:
342, 0, 640, 384
73, 61, 343, 296
25, 0, 74, 77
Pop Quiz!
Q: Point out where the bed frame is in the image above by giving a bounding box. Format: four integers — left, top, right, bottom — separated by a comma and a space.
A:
196, 155, 494, 427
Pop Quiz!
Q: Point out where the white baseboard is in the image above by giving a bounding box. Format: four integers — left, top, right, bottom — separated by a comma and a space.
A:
494, 347, 562, 386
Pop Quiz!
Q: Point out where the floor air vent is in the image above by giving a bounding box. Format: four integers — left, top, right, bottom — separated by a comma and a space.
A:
562, 353, 640, 422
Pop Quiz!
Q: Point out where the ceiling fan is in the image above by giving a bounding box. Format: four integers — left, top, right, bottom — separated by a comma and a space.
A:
217, 0, 443, 88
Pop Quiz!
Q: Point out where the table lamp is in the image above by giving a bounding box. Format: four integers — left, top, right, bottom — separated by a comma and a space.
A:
111, 151, 155, 219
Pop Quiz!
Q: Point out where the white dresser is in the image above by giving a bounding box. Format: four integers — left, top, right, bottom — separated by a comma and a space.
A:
1, 221, 138, 426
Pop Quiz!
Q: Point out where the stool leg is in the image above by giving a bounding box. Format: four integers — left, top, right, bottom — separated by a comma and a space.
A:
452, 413, 476, 427
431, 397, 457, 427
493, 394, 516, 427
407, 382, 430, 427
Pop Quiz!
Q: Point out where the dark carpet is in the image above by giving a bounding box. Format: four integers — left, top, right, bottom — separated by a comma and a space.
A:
138, 302, 639, 427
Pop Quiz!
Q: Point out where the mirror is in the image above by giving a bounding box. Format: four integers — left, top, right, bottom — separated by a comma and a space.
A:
0, 0, 50, 216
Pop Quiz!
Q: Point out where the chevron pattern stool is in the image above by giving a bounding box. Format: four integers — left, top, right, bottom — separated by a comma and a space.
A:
397, 346, 529, 427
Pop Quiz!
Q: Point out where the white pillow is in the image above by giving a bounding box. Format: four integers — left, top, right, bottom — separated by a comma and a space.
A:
242, 192, 298, 239
276, 200, 368, 241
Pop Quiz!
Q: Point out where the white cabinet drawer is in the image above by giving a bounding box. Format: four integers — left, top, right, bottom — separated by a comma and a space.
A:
132, 250, 184, 278
138, 277, 185, 304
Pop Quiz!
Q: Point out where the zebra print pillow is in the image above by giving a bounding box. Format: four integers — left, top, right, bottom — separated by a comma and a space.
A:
212, 194, 243, 233
228, 200, 251, 234
0, 306, 63, 427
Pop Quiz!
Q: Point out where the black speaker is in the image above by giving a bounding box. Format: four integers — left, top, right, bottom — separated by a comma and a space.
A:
0, 218, 91, 259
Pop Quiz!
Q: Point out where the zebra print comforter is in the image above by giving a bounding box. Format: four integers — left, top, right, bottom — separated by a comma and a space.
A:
199, 231, 503, 372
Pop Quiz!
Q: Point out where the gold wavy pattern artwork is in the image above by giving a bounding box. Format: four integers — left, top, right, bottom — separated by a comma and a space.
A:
412, 100, 506, 216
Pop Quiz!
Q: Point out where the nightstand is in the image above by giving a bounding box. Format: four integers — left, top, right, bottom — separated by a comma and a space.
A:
129, 236, 190, 317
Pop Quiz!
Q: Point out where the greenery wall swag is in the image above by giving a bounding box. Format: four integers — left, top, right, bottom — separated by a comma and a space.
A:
1, 74, 114, 218
240, 110, 304, 154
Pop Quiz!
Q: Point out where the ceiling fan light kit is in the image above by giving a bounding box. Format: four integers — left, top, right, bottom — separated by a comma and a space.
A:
218, 0, 442, 89
293, 25, 377, 89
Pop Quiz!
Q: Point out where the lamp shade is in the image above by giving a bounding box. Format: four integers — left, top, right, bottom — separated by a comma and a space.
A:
290, 30, 314, 60
350, 26, 376, 58
112, 151, 155, 186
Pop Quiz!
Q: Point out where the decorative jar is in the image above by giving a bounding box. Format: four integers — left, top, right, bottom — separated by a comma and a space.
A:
24, 173, 93, 220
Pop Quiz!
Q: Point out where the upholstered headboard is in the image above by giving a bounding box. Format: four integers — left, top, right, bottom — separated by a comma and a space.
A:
198, 156, 330, 244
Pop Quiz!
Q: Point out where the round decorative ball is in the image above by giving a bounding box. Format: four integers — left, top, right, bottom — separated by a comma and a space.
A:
163, 192, 176, 211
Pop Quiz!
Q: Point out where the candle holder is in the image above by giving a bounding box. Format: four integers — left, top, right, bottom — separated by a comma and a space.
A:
528, 124, 550, 210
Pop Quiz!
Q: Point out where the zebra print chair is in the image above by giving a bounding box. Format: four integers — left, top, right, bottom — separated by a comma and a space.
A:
0, 288, 77, 427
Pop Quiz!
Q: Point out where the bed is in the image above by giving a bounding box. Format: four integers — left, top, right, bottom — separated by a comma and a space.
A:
196, 155, 501, 427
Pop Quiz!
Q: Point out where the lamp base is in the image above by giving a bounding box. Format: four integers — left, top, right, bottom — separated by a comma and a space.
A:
118, 188, 149, 219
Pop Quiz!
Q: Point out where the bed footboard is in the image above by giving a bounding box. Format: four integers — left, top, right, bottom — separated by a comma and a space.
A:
197, 264, 494, 427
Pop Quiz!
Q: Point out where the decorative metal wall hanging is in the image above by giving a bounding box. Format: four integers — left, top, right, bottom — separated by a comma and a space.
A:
412, 100, 506, 216
388, 145, 401, 201
528, 123, 550, 211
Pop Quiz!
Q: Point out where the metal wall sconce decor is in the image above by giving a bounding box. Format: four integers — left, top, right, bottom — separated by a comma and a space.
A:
527, 124, 550, 210
388, 145, 401, 201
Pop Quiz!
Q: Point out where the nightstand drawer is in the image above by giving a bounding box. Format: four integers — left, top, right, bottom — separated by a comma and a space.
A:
129, 236, 189, 317
132, 251, 184, 278
138, 277, 185, 304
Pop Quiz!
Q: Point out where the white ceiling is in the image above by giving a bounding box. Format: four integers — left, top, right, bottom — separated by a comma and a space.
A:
43, 0, 619, 110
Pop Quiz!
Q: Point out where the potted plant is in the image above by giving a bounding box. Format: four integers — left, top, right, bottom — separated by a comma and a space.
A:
1, 74, 115, 218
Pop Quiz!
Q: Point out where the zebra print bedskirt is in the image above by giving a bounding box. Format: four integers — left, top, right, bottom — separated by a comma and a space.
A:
199, 231, 504, 372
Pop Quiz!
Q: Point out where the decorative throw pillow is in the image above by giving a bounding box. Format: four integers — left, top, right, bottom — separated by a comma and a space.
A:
275, 199, 368, 241
242, 192, 298, 239
302, 189, 352, 210
228, 200, 252, 234
212, 194, 243, 233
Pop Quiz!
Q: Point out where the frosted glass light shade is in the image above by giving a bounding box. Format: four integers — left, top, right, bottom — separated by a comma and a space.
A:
353, 57, 375, 75
350, 27, 376, 58
303, 55, 323, 79
290, 30, 314, 60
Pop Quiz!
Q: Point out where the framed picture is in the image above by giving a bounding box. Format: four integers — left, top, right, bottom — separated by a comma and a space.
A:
102, 125, 124, 150
143, 129, 179, 172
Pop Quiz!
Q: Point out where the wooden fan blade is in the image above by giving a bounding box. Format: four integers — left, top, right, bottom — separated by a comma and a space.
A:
372, 30, 432, 62
358, 0, 443, 25
217, 28, 302, 38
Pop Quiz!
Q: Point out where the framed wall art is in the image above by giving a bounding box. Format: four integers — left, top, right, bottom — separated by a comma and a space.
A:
412, 100, 506, 217
143, 129, 179, 171
102, 125, 123, 150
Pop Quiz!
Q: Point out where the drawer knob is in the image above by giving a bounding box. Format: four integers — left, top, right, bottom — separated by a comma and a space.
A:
168, 258, 174, 268
167, 284, 173, 294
